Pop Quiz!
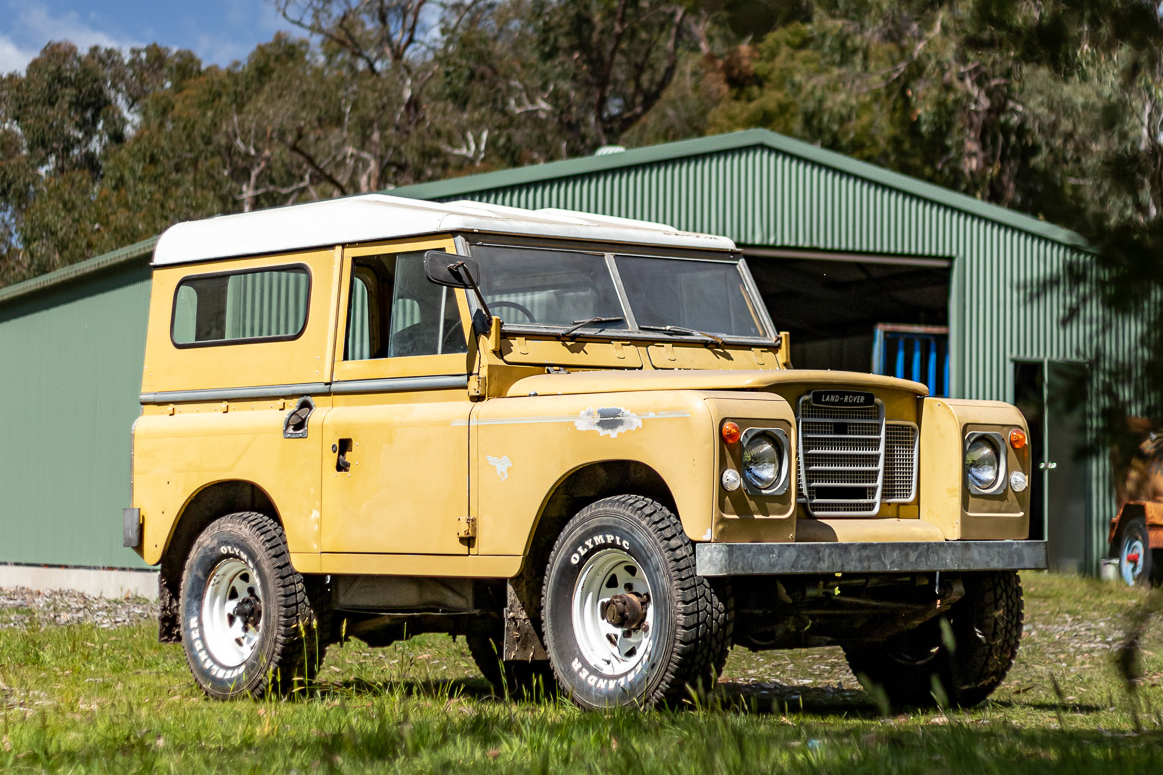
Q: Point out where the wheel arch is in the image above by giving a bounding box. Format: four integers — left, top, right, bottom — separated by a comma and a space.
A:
157, 480, 281, 643
1109, 502, 1147, 554
508, 460, 676, 611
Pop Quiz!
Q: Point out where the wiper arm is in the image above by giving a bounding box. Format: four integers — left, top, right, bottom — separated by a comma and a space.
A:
563, 316, 625, 338
639, 324, 725, 347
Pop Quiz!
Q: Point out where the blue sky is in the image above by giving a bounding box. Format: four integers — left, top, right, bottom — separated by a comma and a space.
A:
0, 0, 297, 73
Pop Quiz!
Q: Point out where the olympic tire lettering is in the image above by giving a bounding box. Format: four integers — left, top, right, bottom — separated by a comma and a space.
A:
542, 495, 733, 710
179, 512, 326, 700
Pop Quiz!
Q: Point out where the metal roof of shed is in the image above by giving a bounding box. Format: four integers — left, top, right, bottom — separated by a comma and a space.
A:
395, 129, 1085, 249
0, 237, 157, 307
153, 193, 735, 266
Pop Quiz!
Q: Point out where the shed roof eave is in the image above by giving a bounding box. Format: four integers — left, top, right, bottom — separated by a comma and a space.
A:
0, 236, 158, 309
392, 129, 1090, 250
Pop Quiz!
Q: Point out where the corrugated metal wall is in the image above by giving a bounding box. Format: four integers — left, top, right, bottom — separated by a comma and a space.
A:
0, 261, 152, 568
421, 146, 1123, 572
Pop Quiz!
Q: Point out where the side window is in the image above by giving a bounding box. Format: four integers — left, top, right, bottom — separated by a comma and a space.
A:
343, 251, 467, 361
344, 269, 377, 360
172, 266, 310, 346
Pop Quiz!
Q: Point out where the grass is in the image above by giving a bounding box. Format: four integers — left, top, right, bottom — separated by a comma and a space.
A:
2, 573, 1163, 773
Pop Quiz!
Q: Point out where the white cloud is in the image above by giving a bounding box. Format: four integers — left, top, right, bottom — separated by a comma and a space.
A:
0, 1, 141, 73
0, 0, 299, 74
0, 34, 39, 75
15, 2, 139, 51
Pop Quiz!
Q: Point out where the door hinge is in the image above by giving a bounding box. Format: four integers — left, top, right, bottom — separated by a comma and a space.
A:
457, 515, 477, 539
468, 374, 486, 398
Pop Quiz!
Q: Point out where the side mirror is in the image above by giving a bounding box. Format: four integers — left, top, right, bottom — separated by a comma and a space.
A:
423, 250, 494, 333
424, 251, 480, 288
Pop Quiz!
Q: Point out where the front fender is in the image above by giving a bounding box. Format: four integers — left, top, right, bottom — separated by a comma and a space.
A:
471, 391, 716, 553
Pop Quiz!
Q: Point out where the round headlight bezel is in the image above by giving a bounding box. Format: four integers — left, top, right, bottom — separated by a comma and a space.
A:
739, 427, 790, 495
964, 432, 1006, 495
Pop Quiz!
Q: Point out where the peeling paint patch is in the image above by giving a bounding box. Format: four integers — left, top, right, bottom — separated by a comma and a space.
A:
575, 407, 643, 438
702, 528, 712, 541
486, 454, 513, 480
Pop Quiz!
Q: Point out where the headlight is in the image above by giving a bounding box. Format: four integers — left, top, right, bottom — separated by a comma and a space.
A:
743, 433, 781, 490
965, 436, 1001, 491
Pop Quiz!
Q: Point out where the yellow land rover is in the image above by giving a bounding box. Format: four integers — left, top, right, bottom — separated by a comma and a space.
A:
125, 194, 1044, 709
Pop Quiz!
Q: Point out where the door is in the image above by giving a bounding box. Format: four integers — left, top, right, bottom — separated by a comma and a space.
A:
321, 240, 475, 556
1013, 359, 1090, 572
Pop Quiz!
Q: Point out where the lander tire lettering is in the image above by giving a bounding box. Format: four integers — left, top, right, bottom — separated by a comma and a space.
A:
569, 532, 632, 565
570, 654, 651, 692
181, 530, 268, 692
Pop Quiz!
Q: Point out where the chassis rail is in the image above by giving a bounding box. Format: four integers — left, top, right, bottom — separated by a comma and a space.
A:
696, 540, 1048, 576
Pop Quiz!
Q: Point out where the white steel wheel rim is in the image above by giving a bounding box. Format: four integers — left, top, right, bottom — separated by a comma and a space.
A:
201, 558, 263, 667
1121, 535, 1146, 585
571, 548, 655, 677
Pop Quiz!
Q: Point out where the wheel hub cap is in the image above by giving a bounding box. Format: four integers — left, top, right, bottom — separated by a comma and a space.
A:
201, 558, 263, 667
1121, 537, 1146, 585
572, 549, 655, 676
601, 592, 649, 630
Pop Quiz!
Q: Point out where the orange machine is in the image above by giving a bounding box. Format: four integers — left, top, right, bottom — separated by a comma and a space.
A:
1108, 420, 1163, 585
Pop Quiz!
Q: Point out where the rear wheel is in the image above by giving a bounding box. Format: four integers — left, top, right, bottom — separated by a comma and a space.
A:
843, 571, 1023, 709
541, 495, 732, 709
465, 621, 556, 700
180, 512, 327, 699
1117, 517, 1153, 587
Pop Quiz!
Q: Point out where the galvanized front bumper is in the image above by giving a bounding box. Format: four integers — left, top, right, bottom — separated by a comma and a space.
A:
696, 540, 1048, 576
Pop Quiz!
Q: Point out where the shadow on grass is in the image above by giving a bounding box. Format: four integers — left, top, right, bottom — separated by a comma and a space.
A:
312, 674, 885, 716
714, 680, 879, 716
988, 699, 1108, 714
313, 675, 500, 702
307, 674, 1113, 719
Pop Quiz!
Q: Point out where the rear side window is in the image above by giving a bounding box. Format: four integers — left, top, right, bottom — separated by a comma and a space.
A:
172, 266, 311, 346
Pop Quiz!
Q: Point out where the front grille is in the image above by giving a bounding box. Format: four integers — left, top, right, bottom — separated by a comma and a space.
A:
797, 397, 885, 516
883, 423, 918, 502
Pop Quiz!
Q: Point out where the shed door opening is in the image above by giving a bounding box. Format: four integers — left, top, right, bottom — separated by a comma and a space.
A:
1014, 359, 1090, 573
743, 249, 951, 395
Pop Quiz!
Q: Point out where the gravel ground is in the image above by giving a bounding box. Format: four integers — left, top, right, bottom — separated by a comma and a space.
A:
0, 588, 155, 630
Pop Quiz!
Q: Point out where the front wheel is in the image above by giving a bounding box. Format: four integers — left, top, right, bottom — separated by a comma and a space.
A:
541, 495, 732, 709
180, 512, 327, 699
843, 571, 1023, 709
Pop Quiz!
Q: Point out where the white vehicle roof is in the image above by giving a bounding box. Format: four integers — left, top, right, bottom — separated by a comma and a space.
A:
152, 194, 737, 266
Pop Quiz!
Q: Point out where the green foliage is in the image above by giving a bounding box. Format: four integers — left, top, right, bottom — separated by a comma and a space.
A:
0, 0, 714, 287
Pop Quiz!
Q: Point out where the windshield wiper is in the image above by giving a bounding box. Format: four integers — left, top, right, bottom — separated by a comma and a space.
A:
563, 316, 625, 338
638, 324, 725, 347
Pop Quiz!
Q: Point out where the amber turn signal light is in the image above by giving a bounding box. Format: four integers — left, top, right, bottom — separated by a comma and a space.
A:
721, 421, 741, 445
1009, 428, 1027, 449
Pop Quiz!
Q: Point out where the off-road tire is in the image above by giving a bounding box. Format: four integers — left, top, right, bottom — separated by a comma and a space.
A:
541, 495, 733, 709
179, 512, 328, 699
1116, 517, 1155, 587
465, 621, 556, 700
843, 571, 1023, 709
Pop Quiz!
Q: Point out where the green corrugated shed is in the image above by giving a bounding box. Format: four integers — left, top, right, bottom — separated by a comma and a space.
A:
0, 239, 156, 569
0, 129, 1129, 574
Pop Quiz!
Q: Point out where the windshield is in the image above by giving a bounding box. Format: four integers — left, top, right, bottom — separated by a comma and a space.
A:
470, 243, 771, 341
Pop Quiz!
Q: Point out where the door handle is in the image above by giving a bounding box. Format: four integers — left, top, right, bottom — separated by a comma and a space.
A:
282, 396, 315, 439
334, 438, 353, 472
